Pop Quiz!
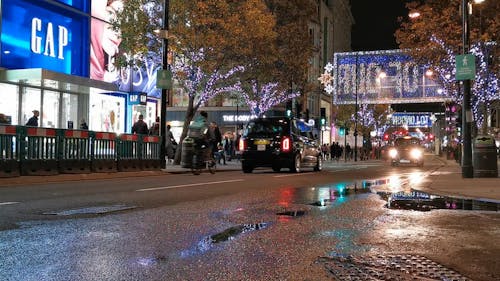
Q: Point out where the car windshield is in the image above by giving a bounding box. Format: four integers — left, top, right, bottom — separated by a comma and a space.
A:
244, 118, 290, 138
395, 138, 420, 146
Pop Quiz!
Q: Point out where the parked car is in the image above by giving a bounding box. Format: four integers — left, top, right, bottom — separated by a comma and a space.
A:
238, 116, 322, 173
388, 136, 424, 167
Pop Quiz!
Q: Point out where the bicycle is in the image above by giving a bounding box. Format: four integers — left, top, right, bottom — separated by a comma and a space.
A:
191, 142, 216, 175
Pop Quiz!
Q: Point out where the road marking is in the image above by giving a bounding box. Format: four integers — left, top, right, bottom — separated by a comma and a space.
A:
136, 179, 244, 192
273, 173, 309, 178
0, 202, 20, 206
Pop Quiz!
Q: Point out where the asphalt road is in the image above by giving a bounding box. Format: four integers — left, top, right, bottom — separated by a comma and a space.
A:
0, 156, 498, 280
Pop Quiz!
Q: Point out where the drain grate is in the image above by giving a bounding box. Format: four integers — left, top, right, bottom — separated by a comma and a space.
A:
318, 254, 471, 281
277, 210, 306, 217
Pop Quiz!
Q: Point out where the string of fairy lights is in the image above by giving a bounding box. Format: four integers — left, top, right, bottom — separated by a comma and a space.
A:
319, 48, 499, 129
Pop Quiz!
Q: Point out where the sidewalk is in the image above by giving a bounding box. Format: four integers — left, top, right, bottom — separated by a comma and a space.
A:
1, 157, 498, 202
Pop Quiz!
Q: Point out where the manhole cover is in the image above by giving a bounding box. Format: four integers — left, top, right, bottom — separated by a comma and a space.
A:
277, 210, 306, 217
318, 254, 472, 280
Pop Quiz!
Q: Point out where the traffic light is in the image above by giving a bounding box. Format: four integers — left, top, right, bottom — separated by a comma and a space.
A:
286, 109, 292, 117
320, 118, 326, 126
383, 134, 389, 141
345, 127, 349, 136
339, 127, 345, 136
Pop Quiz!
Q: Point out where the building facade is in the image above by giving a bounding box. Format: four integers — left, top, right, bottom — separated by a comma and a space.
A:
0, 0, 355, 144
0, 0, 160, 134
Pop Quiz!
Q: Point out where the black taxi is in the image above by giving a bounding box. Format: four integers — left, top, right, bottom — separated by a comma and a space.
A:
238, 116, 322, 173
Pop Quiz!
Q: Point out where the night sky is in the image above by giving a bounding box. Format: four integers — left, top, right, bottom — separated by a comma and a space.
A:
350, 1, 412, 51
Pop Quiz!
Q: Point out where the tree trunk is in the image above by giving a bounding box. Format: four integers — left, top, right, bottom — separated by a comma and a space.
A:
173, 95, 199, 165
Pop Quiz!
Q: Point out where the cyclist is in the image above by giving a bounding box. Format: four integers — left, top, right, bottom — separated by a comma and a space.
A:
189, 111, 215, 169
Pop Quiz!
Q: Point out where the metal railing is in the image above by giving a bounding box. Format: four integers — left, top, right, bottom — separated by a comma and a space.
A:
0, 125, 162, 177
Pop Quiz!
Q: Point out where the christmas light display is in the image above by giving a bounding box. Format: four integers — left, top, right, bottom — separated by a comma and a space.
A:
240, 81, 300, 117
172, 49, 244, 108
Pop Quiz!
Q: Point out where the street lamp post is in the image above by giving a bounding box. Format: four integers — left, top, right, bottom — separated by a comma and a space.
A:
461, 0, 473, 178
354, 54, 359, 162
159, 0, 170, 168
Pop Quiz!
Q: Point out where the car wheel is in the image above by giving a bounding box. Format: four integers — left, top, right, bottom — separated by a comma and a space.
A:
291, 154, 301, 173
272, 165, 281, 172
242, 162, 254, 173
314, 156, 322, 171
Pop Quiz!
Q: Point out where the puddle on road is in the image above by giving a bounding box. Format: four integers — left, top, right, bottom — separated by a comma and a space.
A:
378, 190, 499, 212
43, 204, 137, 216
181, 223, 268, 258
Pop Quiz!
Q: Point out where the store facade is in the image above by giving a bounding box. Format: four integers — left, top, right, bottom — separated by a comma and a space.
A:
0, 0, 159, 132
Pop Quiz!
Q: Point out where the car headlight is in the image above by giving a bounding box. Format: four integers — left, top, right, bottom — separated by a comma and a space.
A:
389, 149, 398, 158
410, 149, 423, 159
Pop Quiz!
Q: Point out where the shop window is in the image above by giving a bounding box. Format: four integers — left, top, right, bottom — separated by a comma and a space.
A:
0, 83, 19, 125
22, 88, 41, 126
43, 91, 60, 128
89, 91, 125, 133
62, 93, 79, 129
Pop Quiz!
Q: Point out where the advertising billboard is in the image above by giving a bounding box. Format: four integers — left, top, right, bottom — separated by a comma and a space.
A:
0, 0, 89, 77
90, 0, 161, 98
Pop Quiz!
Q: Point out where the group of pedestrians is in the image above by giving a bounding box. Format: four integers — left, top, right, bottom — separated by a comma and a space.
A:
132, 115, 177, 162
320, 141, 384, 161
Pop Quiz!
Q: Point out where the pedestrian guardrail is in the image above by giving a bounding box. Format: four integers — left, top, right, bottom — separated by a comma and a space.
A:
59, 129, 91, 174
0, 125, 20, 177
141, 135, 162, 170
91, 131, 117, 173
117, 133, 141, 172
21, 127, 59, 175
0, 126, 162, 177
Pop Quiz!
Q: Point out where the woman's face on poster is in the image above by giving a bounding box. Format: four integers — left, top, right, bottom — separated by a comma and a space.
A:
102, 0, 123, 57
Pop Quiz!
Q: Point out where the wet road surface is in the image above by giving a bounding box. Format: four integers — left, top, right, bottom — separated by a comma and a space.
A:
1, 156, 499, 280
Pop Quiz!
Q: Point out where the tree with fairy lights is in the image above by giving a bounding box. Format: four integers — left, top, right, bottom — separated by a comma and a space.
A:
396, 0, 499, 133
240, 81, 300, 117
171, 49, 244, 162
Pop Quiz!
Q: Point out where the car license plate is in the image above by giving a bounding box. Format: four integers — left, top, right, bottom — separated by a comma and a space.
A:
254, 139, 270, 145
257, 144, 266, 151
400, 159, 410, 163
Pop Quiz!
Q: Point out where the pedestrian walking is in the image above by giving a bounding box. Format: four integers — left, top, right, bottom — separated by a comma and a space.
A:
165, 124, 176, 163
132, 114, 148, 135
149, 116, 160, 135
26, 110, 39, 126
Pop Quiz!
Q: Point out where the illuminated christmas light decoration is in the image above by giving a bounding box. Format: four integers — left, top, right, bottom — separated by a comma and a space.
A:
172, 49, 244, 108
240, 81, 300, 117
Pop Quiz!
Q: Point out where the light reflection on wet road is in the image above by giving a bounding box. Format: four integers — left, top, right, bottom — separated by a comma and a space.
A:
0, 169, 498, 280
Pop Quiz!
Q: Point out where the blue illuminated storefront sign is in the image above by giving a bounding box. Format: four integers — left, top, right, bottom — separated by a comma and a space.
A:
391, 113, 432, 128
51, 0, 89, 12
1, 0, 89, 77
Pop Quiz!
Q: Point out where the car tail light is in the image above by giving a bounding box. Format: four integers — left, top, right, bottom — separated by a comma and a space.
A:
281, 136, 291, 152
238, 138, 247, 151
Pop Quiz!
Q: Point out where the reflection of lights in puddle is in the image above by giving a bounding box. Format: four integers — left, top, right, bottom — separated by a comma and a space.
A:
388, 175, 402, 191
181, 223, 269, 258
408, 172, 423, 185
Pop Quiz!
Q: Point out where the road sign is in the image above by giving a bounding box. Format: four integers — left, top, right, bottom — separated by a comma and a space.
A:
455, 54, 476, 81
156, 69, 172, 89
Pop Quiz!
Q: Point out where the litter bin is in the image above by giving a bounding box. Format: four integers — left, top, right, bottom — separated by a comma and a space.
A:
181, 137, 194, 168
472, 135, 498, 178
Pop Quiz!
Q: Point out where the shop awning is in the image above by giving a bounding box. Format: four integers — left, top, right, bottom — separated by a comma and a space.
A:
0, 68, 119, 94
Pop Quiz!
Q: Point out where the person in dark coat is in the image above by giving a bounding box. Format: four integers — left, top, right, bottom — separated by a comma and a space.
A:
26, 110, 39, 126
132, 114, 148, 134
